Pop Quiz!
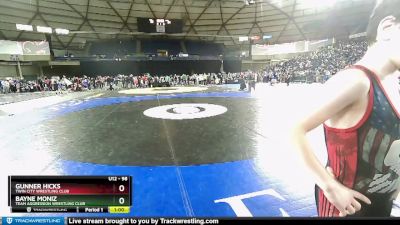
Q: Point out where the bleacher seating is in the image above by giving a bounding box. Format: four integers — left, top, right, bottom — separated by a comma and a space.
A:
141, 40, 182, 56
185, 41, 224, 56
89, 40, 136, 57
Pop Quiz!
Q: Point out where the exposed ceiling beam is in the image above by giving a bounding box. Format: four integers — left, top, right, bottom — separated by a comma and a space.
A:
16, 1, 39, 40
212, 0, 237, 45
0, 3, 144, 28
219, 0, 224, 24
264, 0, 306, 40
144, 0, 157, 18
275, 1, 297, 42
186, 0, 216, 34
212, 0, 225, 42
254, 1, 263, 34
219, 3, 247, 26
126, 1, 135, 23
164, 0, 177, 18
240, 1, 260, 49
247, 23, 256, 36
0, 0, 318, 23
274, 19, 291, 42
63, 0, 101, 40
212, 2, 247, 44
255, 23, 263, 33
16, 14, 37, 40
0, 31, 7, 40
214, 1, 247, 43
223, 26, 236, 45
37, 13, 66, 49
0, 0, 376, 47
182, 0, 201, 41
107, 2, 133, 32
35, 0, 66, 49
66, 22, 86, 49
116, 0, 135, 39
64, 0, 98, 49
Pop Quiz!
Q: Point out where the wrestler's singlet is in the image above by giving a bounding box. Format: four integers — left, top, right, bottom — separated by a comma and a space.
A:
317, 65, 400, 216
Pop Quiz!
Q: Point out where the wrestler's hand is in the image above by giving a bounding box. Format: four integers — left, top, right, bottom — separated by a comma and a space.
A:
323, 167, 371, 217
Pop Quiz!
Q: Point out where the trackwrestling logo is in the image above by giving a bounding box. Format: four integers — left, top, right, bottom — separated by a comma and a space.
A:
2, 217, 64, 225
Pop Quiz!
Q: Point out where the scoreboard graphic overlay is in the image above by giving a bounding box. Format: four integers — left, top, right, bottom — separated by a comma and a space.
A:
8, 176, 131, 214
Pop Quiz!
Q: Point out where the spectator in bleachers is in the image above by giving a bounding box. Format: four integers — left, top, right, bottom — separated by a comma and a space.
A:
266, 39, 368, 83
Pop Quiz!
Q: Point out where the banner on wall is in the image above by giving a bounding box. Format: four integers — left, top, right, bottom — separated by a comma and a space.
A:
251, 38, 334, 56
0, 40, 23, 55
0, 40, 50, 61
21, 41, 50, 55
252, 42, 301, 56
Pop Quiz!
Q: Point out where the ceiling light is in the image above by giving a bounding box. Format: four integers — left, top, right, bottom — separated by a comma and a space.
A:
37, 26, 52, 33
244, 0, 255, 5
55, 28, 69, 35
239, 36, 249, 42
263, 35, 272, 40
16, 24, 33, 31
250, 35, 260, 41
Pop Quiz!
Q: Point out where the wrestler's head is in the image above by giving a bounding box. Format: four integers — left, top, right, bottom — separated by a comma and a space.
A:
367, 0, 400, 68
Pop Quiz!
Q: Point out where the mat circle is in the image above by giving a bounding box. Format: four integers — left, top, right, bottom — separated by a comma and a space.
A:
143, 103, 227, 120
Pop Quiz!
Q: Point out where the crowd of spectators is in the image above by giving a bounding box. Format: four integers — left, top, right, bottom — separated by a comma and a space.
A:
0, 39, 368, 94
265, 39, 368, 83
0, 72, 253, 94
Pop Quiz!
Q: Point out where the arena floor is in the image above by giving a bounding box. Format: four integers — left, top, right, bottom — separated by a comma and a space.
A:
0, 83, 399, 217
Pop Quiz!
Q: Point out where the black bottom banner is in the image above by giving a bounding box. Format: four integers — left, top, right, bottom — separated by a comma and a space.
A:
66, 217, 400, 225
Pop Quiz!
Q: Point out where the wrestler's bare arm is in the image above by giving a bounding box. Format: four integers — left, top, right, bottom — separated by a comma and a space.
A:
291, 68, 371, 216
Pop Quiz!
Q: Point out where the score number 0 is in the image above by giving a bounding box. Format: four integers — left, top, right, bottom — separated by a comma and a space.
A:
118, 184, 126, 205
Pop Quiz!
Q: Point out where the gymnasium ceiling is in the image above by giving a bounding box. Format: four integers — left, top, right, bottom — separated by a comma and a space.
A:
0, 0, 376, 50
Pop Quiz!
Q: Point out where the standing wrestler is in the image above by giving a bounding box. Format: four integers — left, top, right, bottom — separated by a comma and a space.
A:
292, 0, 400, 217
